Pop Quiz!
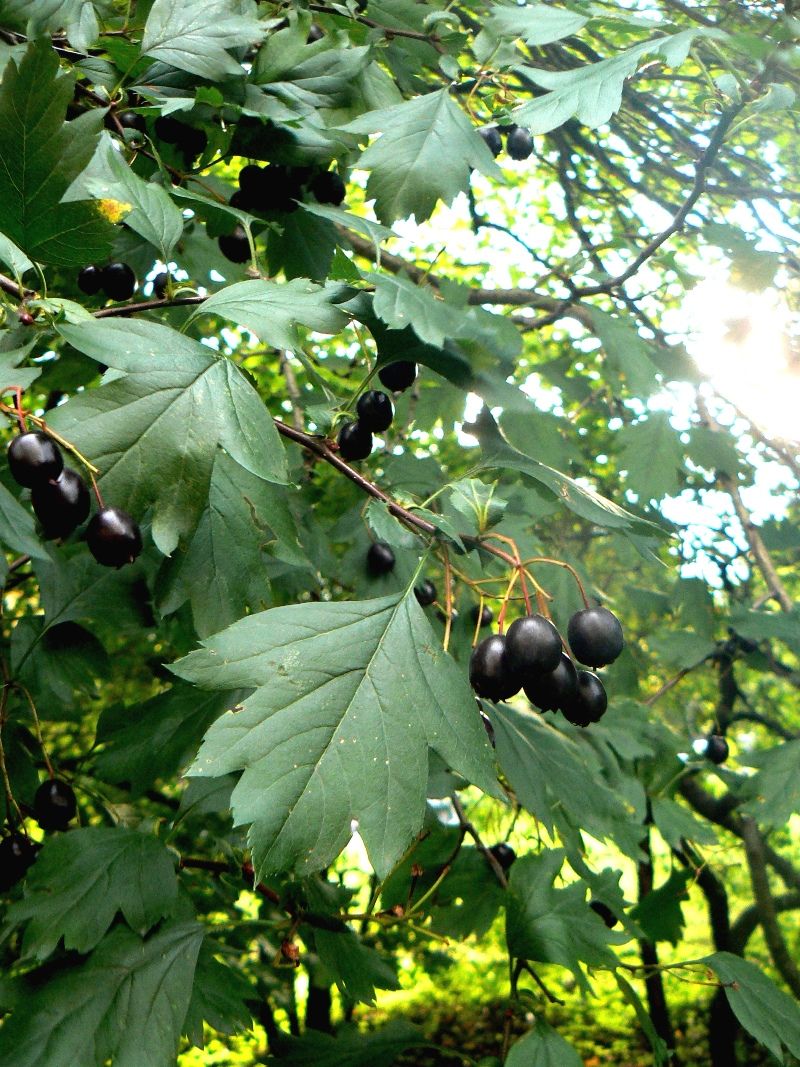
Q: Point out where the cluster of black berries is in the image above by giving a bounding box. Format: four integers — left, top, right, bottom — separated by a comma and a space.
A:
218, 164, 347, 263
77, 263, 137, 302
365, 542, 438, 606
469, 606, 624, 727
8, 430, 142, 567
0, 778, 78, 891
479, 124, 534, 161
154, 115, 208, 163
337, 362, 417, 462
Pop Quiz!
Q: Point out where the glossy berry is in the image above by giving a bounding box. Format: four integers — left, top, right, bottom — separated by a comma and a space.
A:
32, 468, 90, 539
218, 226, 250, 263
0, 834, 37, 891
562, 671, 608, 727
706, 735, 729, 765
504, 614, 562, 679
479, 126, 502, 157
378, 361, 417, 392
356, 390, 393, 433
102, 262, 136, 301
153, 272, 169, 299
568, 606, 624, 668
117, 111, 146, 134
471, 604, 493, 628
8, 432, 63, 488
33, 778, 77, 832
469, 634, 520, 702
338, 420, 373, 461
414, 579, 437, 607
506, 126, 534, 161
86, 507, 143, 568
311, 170, 346, 206
77, 264, 103, 296
523, 652, 577, 713
367, 541, 395, 576
590, 900, 619, 929
489, 842, 516, 872
307, 24, 325, 41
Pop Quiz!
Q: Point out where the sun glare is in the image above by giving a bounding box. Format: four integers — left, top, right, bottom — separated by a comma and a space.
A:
684, 280, 800, 442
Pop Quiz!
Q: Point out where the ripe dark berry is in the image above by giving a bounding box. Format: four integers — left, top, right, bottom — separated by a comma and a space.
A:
154, 115, 185, 143
179, 125, 207, 159
32, 468, 90, 539
471, 604, 493, 628
706, 735, 729, 765
367, 541, 395, 576
238, 164, 265, 198
117, 111, 146, 134
378, 361, 417, 393
102, 262, 137, 301
338, 420, 373, 461
479, 126, 502, 157
488, 842, 516, 872
33, 778, 77, 831
504, 614, 562, 680
86, 507, 142, 568
590, 900, 619, 928
153, 272, 169, 299
0, 833, 37, 891
523, 652, 577, 713
307, 24, 325, 42
218, 226, 250, 263
562, 670, 608, 727
311, 170, 346, 206
77, 265, 103, 295
356, 390, 393, 433
567, 606, 624, 668
469, 634, 520, 702
414, 579, 437, 606
8, 431, 63, 488
506, 126, 534, 161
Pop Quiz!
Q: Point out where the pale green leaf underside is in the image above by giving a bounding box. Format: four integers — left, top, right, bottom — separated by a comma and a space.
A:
175, 592, 500, 879
486, 6, 588, 47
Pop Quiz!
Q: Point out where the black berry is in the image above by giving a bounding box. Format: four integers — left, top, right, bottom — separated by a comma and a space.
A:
153, 272, 169, 299
523, 652, 577, 713
238, 164, 264, 198
469, 634, 520, 702
311, 170, 346, 206
504, 614, 562, 680
0, 834, 37, 891
590, 900, 619, 928
86, 507, 142, 568
706, 735, 729, 765
568, 606, 624, 668
356, 390, 393, 433
562, 671, 608, 727
378, 361, 417, 392
117, 111, 146, 134
506, 126, 534, 161
32, 468, 90, 539
479, 126, 502, 157
367, 541, 395, 576
77, 265, 103, 295
488, 842, 516, 872
307, 24, 325, 41
102, 262, 136, 301
414, 579, 437, 607
179, 125, 207, 160
471, 604, 493, 628
218, 226, 250, 263
33, 778, 77, 832
8, 431, 63, 488
338, 421, 373, 461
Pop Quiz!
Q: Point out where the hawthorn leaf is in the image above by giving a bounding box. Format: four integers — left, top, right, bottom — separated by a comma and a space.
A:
341, 89, 500, 223
705, 952, 800, 1062
189, 278, 350, 350
50, 319, 287, 555
0, 231, 32, 275
0, 335, 40, 393
506, 1021, 583, 1067
486, 6, 587, 47
4, 826, 179, 960
174, 591, 500, 879
506, 850, 626, 991
630, 868, 691, 946
263, 1021, 425, 1067
589, 307, 662, 396
739, 739, 800, 827
0, 921, 203, 1067
313, 927, 399, 1004
0, 41, 114, 265
183, 941, 253, 1046
619, 415, 685, 503
141, 0, 264, 80
369, 272, 467, 348
0, 482, 49, 560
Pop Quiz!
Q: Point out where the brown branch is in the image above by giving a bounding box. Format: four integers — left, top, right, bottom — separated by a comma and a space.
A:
451, 793, 508, 888
730, 890, 800, 954
741, 816, 800, 997
179, 855, 281, 906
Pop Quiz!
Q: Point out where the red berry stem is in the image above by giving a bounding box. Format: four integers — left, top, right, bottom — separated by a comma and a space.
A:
89, 471, 106, 510
522, 556, 591, 609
